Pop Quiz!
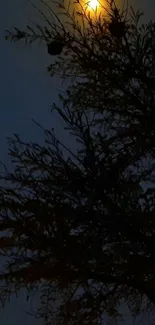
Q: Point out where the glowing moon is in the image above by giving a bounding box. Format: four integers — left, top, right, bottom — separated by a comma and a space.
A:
87, 0, 99, 10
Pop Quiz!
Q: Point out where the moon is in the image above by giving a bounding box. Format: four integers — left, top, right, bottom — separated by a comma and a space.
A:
87, 0, 99, 10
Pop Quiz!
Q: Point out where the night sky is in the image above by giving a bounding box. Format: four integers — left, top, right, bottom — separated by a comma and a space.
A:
0, 0, 155, 324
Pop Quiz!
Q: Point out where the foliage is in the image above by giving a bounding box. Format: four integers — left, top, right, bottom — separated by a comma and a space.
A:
3, 0, 155, 324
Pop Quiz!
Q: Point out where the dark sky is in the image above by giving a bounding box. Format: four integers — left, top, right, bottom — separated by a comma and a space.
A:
0, 1, 67, 324
0, 0, 155, 324
0, 0, 69, 166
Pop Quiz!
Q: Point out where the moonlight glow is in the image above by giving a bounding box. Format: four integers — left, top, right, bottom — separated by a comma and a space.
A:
87, 0, 99, 10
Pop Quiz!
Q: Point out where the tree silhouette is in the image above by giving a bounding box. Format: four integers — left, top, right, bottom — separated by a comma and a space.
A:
3, 0, 155, 324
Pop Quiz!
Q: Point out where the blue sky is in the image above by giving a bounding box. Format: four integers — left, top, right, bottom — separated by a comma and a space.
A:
0, 0, 155, 324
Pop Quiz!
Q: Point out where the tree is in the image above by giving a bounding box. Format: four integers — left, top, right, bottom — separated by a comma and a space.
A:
2, 0, 155, 324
